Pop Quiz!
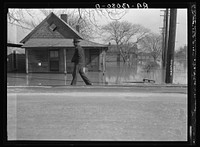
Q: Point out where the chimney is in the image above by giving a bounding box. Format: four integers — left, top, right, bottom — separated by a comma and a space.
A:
60, 14, 68, 23
76, 25, 80, 32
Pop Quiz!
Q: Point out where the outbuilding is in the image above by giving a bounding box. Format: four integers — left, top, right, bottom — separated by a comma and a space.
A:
20, 12, 108, 74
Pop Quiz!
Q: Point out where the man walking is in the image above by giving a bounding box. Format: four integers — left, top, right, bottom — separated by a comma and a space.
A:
71, 38, 92, 85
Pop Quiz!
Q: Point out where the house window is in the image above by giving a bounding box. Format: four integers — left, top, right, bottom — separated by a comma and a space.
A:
49, 23, 57, 31
50, 50, 59, 58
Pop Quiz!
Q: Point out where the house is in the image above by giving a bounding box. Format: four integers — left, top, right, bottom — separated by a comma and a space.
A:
19, 12, 108, 73
7, 21, 30, 72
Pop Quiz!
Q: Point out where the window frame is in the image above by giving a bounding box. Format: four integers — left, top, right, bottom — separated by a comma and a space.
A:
49, 50, 59, 59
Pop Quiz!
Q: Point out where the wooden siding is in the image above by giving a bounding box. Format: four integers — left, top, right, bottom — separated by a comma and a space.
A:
15, 47, 104, 73
27, 48, 67, 73
31, 21, 65, 39
89, 49, 99, 71
66, 48, 74, 73
28, 49, 49, 72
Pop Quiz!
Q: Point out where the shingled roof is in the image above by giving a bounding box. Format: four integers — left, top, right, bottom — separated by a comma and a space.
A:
20, 12, 83, 44
20, 12, 107, 49
22, 38, 108, 48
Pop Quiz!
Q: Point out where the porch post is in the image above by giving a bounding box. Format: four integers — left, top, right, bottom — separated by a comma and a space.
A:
25, 49, 28, 74
64, 48, 67, 74
99, 48, 102, 71
102, 49, 106, 73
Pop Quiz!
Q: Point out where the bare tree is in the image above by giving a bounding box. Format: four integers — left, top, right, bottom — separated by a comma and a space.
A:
175, 45, 187, 68
7, 9, 39, 30
7, 8, 128, 40
139, 33, 162, 62
102, 20, 149, 63
175, 45, 187, 60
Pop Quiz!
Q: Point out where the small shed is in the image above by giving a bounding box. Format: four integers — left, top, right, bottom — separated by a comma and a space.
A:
20, 12, 108, 73
7, 43, 25, 72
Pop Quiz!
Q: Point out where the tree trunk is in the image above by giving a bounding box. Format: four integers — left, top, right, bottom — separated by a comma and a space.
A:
119, 48, 126, 63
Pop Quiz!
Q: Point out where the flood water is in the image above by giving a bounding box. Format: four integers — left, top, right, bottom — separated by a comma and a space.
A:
7, 61, 187, 86
105, 60, 187, 85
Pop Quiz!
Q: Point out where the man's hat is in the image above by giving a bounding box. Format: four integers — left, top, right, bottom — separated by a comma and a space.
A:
73, 38, 81, 43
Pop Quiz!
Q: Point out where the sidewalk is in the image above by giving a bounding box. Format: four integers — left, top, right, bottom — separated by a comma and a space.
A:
7, 84, 187, 95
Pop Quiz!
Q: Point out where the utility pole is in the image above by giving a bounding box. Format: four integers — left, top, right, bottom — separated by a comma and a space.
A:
161, 8, 169, 83
165, 9, 177, 83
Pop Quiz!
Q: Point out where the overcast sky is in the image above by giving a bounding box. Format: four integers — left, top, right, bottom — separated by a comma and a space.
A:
126, 9, 188, 50
9, 8, 187, 50
94, 8, 187, 50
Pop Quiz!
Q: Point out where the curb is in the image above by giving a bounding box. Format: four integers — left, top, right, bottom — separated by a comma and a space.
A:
7, 84, 187, 88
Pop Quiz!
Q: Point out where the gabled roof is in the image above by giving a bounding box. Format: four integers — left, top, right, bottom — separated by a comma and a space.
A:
20, 12, 83, 43
22, 38, 108, 48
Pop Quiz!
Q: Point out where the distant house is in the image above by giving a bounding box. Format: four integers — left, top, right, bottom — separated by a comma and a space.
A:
19, 12, 108, 73
105, 44, 155, 64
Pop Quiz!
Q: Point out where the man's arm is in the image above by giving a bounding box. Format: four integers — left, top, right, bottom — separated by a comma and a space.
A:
71, 50, 77, 62
77, 46, 85, 65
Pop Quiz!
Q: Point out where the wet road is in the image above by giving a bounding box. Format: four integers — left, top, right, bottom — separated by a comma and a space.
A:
7, 87, 187, 141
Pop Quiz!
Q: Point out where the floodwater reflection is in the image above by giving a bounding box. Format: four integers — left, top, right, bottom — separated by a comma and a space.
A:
105, 61, 187, 85
7, 61, 187, 86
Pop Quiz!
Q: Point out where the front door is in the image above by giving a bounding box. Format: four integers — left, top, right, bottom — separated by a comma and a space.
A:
49, 50, 59, 71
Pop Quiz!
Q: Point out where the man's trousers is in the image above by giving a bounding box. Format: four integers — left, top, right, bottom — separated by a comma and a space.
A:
71, 64, 92, 85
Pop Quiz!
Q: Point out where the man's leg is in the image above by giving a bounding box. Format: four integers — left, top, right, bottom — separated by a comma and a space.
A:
79, 65, 92, 85
71, 64, 78, 85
